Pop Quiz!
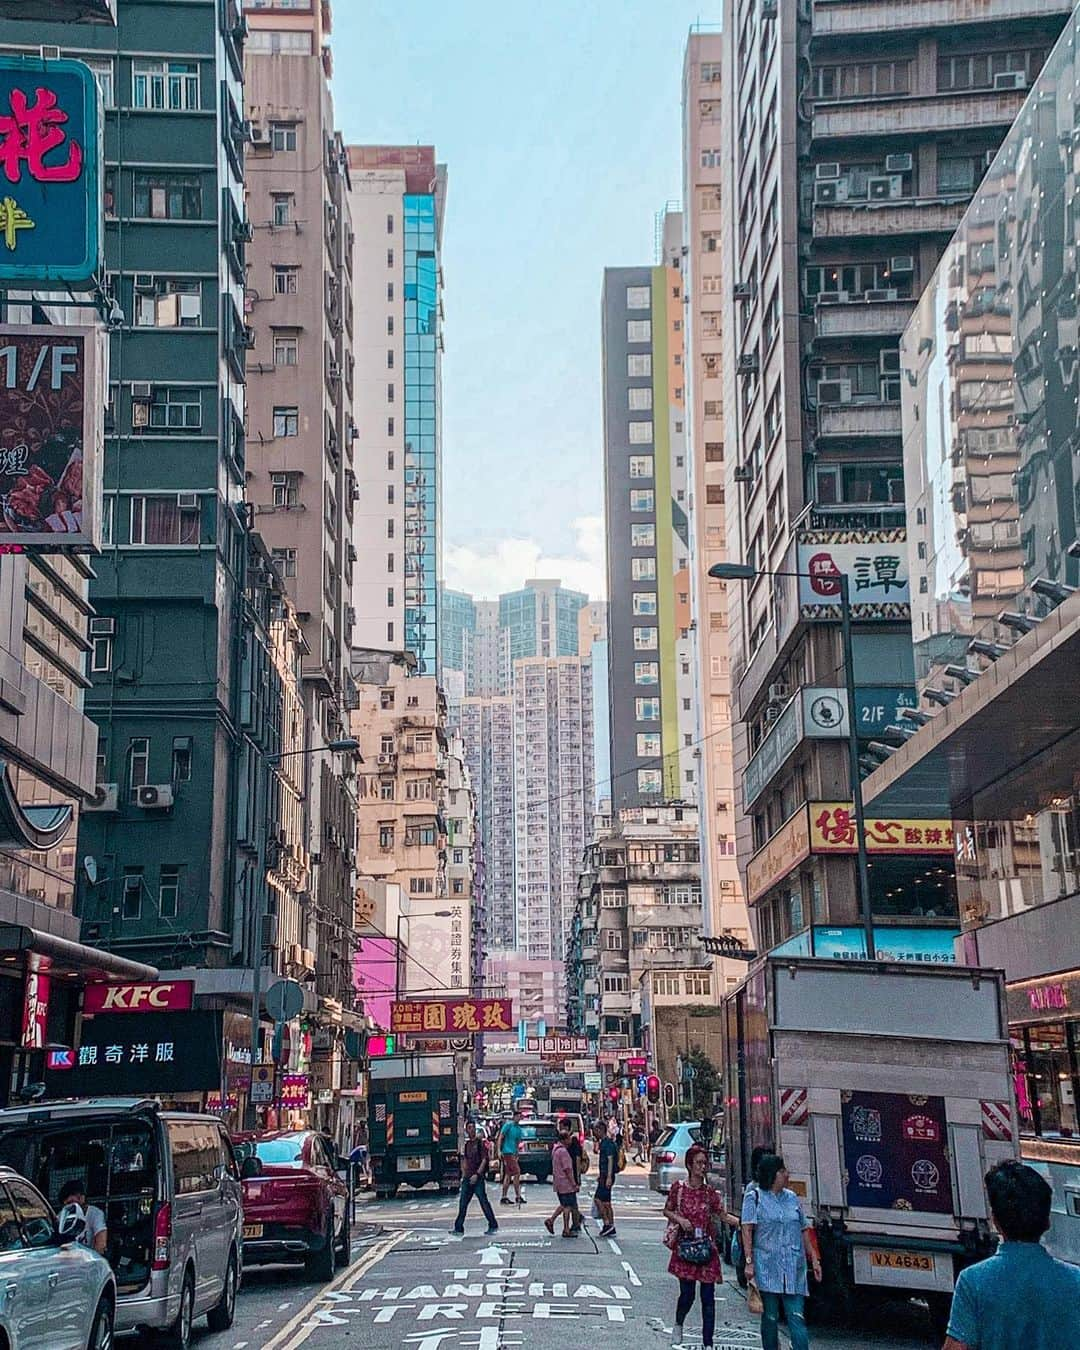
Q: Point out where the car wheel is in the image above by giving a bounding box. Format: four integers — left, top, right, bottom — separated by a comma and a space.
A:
87, 1293, 114, 1350
207, 1249, 238, 1332
335, 1210, 350, 1269
158, 1268, 194, 1350
305, 1215, 335, 1281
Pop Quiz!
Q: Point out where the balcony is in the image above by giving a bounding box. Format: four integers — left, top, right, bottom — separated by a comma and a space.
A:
814, 197, 969, 240
812, 0, 1066, 36
814, 296, 914, 339
817, 400, 902, 440
813, 92, 1026, 142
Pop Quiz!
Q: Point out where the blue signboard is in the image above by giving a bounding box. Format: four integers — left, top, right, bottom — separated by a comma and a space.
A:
0, 56, 101, 286
854, 686, 917, 737
773, 926, 959, 964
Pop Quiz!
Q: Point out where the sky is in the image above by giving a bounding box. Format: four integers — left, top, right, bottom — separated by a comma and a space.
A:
332, 1, 716, 600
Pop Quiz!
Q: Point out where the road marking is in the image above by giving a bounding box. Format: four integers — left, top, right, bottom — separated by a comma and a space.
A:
607, 1237, 622, 1254
621, 1260, 641, 1287
277, 1301, 292, 1310
259, 1229, 407, 1350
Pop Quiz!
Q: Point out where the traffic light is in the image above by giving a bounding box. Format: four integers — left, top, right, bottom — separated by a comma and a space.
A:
608, 1085, 620, 1103
646, 1074, 660, 1103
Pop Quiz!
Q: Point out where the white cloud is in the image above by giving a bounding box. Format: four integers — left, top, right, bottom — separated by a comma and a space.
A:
444, 515, 606, 600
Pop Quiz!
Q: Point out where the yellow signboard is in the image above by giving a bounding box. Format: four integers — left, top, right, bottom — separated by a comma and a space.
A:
808, 803, 953, 855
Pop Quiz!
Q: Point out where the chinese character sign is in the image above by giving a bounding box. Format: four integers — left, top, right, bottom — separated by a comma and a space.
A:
390, 998, 512, 1037
0, 325, 103, 550
0, 57, 101, 285
798, 531, 911, 618
20, 955, 50, 1050
841, 1090, 953, 1214
43, 1010, 221, 1096
809, 803, 953, 855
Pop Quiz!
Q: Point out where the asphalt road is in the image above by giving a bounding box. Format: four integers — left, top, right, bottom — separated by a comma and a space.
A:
181, 1170, 945, 1350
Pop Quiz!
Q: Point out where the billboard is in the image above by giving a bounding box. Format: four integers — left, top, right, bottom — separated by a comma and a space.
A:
0, 324, 103, 550
809, 803, 954, 855
798, 529, 910, 619
44, 1010, 222, 1096
0, 56, 102, 286
841, 1090, 953, 1214
773, 926, 960, 965
390, 997, 513, 1037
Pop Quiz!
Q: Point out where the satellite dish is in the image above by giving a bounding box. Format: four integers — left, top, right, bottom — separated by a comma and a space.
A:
83, 856, 98, 886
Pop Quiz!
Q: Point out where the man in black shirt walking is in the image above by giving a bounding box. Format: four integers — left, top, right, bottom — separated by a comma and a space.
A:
452, 1119, 499, 1235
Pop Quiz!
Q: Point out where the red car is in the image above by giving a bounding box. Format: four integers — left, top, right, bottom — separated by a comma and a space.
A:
234, 1130, 350, 1279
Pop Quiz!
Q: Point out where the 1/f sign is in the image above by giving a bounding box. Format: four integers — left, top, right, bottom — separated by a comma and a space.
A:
0, 341, 78, 390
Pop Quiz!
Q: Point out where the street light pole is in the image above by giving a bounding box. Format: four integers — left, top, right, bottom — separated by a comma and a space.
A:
838, 572, 875, 958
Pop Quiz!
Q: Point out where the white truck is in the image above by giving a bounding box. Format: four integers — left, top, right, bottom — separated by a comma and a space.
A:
721, 956, 1018, 1334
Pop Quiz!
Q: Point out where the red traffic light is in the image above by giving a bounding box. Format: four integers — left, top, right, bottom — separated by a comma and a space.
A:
646, 1074, 660, 1103
608, 1085, 620, 1102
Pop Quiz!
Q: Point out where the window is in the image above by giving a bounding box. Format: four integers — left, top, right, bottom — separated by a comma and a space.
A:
271, 472, 299, 508
271, 548, 296, 578
937, 48, 1044, 93
159, 866, 180, 920
271, 121, 298, 151
634, 661, 659, 684
7, 1180, 53, 1249
637, 732, 661, 756
273, 332, 298, 367
169, 1121, 219, 1195
132, 59, 199, 111
387, 282, 394, 301
146, 386, 200, 430
409, 876, 434, 894
685, 972, 712, 998
603, 975, 630, 994
630, 489, 654, 512
632, 591, 657, 615
631, 524, 655, 548
171, 739, 191, 783
91, 633, 112, 673
815, 60, 910, 99
635, 697, 661, 720
627, 320, 652, 343
632, 556, 657, 581
604, 930, 624, 951
273, 406, 298, 437
633, 628, 658, 651
130, 495, 200, 546
628, 386, 653, 411
387, 383, 395, 402
133, 173, 201, 220
628, 455, 653, 479
706, 485, 725, 505
628, 421, 654, 444
628, 353, 652, 377
272, 193, 293, 227
134, 279, 202, 329
638, 768, 663, 794
273, 266, 299, 295
128, 736, 150, 800
626, 285, 651, 309
84, 55, 116, 109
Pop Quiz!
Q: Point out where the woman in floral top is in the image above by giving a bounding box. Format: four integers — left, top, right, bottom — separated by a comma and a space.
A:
662, 1143, 724, 1348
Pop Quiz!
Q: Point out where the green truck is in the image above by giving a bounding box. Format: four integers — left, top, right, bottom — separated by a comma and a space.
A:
368, 1054, 462, 1198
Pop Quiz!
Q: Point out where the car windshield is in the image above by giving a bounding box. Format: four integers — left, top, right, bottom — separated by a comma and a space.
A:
520, 1124, 555, 1141
654, 1127, 678, 1148
253, 1135, 307, 1167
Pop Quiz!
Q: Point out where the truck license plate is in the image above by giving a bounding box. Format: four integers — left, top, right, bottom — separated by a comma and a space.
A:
242, 1224, 263, 1239
399, 1155, 430, 1172
871, 1251, 933, 1272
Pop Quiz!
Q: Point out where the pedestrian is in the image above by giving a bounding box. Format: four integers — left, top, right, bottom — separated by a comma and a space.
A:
648, 1118, 662, 1149
452, 1120, 499, 1236
663, 1143, 724, 1350
497, 1108, 526, 1206
596, 1116, 620, 1238
544, 1120, 580, 1238
943, 1160, 1080, 1350
566, 1119, 586, 1231
631, 1119, 647, 1165
58, 1179, 108, 1255
741, 1153, 820, 1350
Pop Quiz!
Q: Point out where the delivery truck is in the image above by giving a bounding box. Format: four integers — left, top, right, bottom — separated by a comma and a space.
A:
368, 1053, 462, 1198
722, 956, 1018, 1333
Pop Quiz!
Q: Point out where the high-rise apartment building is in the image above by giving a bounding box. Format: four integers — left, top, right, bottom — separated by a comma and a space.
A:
500, 580, 587, 667
348, 146, 447, 677
244, 0, 359, 1010
601, 263, 696, 810
681, 29, 749, 957
440, 587, 475, 682
717, 0, 1070, 956
459, 695, 515, 950
512, 656, 594, 961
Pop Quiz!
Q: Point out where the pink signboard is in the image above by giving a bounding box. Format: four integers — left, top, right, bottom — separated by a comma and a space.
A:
352, 936, 398, 1032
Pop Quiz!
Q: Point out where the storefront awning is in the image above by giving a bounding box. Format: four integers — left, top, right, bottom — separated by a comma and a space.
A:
0, 761, 74, 850
0, 924, 157, 982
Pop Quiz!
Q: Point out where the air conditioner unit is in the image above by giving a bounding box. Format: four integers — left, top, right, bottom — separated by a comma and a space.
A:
865, 288, 899, 302
123, 874, 141, 896
237, 218, 254, 244
301, 947, 316, 971
816, 162, 842, 181
84, 784, 119, 813
89, 617, 115, 636
733, 463, 754, 483
250, 123, 270, 146
177, 492, 199, 509
814, 179, 849, 205
289, 942, 304, 967
134, 273, 154, 292
767, 682, 790, 705
732, 280, 755, 301
328, 360, 341, 381
737, 352, 760, 375
136, 784, 174, 810
131, 381, 152, 401
890, 255, 915, 274
868, 175, 903, 201
817, 289, 851, 305
377, 753, 395, 766
885, 153, 913, 173
879, 348, 901, 374
993, 71, 1027, 91
40, 45, 60, 61
817, 378, 852, 404
881, 377, 901, 402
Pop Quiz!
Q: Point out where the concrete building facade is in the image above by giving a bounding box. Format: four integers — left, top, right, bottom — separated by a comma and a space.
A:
459, 695, 515, 951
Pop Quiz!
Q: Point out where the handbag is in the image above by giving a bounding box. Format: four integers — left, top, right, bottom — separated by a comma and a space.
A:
666, 1181, 714, 1265
747, 1281, 764, 1315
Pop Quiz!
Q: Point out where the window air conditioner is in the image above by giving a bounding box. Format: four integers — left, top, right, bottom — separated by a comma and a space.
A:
732, 280, 755, 301
817, 379, 852, 404
136, 784, 174, 810
879, 348, 901, 375
767, 682, 790, 705
890, 255, 914, 274
868, 175, 903, 201
89, 617, 115, 636
733, 463, 754, 483
134, 274, 154, 292
177, 492, 199, 509
131, 382, 152, 401
84, 784, 119, 813
737, 352, 760, 375
885, 153, 913, 174
993, 71, 1027, 91
865, 288, 899, 302
814, 179, 849, 205
815, 162, 841, 180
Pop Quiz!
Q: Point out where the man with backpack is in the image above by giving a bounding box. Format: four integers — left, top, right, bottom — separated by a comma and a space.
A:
596, 1116, 622, 1238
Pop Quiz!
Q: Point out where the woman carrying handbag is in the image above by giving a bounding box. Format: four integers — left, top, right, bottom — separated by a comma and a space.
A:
662, 1143, 724, 1349
740, 1153, 821, 1350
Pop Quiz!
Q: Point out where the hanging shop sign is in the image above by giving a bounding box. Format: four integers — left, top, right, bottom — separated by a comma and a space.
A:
0, 56, 102, 286
43, 1010, 222, 1096
84, 979, 194, 1014
20, 953, 49, 1049
525, 1034, 590, 1057
0, 324, 104, 550
744, 696, 802, 808
278, 1073, 310, 1110
745, 806, 812, 903
854, 686, 918, 736
390, 996, 512, 1037
809, 803, 954, 855
797, 529, 911, 620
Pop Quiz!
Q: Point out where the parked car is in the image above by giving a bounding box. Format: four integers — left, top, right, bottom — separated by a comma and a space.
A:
514, 1118, 559, 1182
0, 1165, 116, 1349
0, 1097, 241, 1349
233, 1130, 349, 1279
649, 1121, 704, 1193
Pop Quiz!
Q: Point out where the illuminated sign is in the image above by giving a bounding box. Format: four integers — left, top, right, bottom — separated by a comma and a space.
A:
0, 56, 102, 285
809, 803, 954, 854
390, 997, 512, 1036
84, 980, 194, 1014
773, 926, 959, 964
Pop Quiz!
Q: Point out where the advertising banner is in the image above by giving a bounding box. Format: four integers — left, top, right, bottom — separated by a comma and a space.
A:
745, 806, 811, 903
773, 926, 960, 964
20, 954, 49, 1049
390, 996, 512, 1036
278, 1073, 310, 1110
43, 1010, 222, 1096
0, 324, 103, 550
798, 529, 911, 619
744, 696, 802, 808
525, 1034, 590, 1057
841, 1089, 953, 1214
0, 56, 102, 286
809, 803, 954, 854
84, 979, 194, 1014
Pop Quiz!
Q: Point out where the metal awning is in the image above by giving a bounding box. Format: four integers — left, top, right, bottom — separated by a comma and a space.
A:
0, 924, 157, 982
0, 761, 74, 850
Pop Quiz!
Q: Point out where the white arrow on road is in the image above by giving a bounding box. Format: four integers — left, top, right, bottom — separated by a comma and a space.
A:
478, 1243, 507, 1265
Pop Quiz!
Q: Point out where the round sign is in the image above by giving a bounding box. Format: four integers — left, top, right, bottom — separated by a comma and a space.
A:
808, 693, 845, 732
265, 978, 304, 1022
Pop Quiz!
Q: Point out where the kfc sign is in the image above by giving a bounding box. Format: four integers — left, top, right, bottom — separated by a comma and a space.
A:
84, 980, 194, 1014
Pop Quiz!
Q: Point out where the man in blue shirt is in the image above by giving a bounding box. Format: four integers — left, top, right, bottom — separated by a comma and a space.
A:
945, 1160, 1080, 1350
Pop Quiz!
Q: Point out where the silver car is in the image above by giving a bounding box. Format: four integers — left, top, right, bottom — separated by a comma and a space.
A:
0, 1166, 115, 1349
648, 1121, 704, 1193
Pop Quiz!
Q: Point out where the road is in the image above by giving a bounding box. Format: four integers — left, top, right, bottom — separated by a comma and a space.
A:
188, 1171, 945, 1350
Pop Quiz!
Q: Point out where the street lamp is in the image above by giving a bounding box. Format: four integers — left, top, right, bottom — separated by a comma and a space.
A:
268, 736, 361, 765
709, 560, 874, 958
394, 910, 453, 1001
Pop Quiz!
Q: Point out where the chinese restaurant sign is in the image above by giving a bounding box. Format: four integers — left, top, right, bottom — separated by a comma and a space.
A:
525, 1034, 590, 1057
390, 997, 512, 1036
797, 529, 911, 620
841, 1090, 953, 1214
0, 324, 104, 549
809, 803, 954, 854
0, 56, 102, 285
84, 979, 194, 1014
43, 1010, 222, 1096
746, 806, 812, 903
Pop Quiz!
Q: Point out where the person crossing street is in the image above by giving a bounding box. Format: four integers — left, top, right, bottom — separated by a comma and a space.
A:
498, 1107, 526, 1206
452, 1120, 498, 1235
